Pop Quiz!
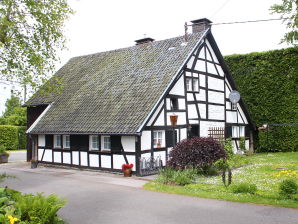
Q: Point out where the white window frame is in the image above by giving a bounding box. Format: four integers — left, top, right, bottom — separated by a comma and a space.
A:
63, 135, 70, 149
186, 78, 192, 91
153, 131, 164, 148
232, 126, 239, 138
102, 136, 111, 151
89, 135, 99, 150
54, 135, 61, 148
239, 126, 245, 137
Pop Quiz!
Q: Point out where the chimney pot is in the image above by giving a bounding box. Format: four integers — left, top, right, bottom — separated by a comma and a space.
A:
191, 18, 212, 33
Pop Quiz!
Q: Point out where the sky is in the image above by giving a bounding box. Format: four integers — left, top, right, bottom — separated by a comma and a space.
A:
0, 0, 290, 115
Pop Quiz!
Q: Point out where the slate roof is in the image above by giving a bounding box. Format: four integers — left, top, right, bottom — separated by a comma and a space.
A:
27, 31, 207, 134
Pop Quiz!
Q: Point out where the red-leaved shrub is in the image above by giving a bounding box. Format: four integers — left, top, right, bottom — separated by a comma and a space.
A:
167, 137, 226, 169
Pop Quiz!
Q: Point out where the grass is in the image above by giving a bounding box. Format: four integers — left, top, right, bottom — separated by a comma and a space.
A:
144, 152, 298, 208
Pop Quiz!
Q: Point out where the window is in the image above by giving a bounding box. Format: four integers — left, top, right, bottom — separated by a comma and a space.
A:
240, 126, 245, 137
186, 78, 192, 91
170, 98, 178, 110
103, 136, 111, 150
232, 126, 239, 138
89, 135, 99, 150
193, 79, 199, 92
63, 135, 70, 148
54, 135, 61, 148
153, 131, 163, 148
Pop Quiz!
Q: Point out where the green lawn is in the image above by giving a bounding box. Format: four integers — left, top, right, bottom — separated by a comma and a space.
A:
144, 152, 298, 208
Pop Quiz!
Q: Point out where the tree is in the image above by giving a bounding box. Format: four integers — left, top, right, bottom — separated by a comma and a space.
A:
0, 0, 73, 90
1, 95, 26, 126
270, 0, 298, 45
2, 95, 21, 118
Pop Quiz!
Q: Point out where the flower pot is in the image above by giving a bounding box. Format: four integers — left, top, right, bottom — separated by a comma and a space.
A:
31, 161, 38, 169
170, 115, 178, 126
123, 168, 132, 177
0, 154, 9, 163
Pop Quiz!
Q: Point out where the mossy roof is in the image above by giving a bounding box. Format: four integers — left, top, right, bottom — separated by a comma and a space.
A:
27, 31, 206, 134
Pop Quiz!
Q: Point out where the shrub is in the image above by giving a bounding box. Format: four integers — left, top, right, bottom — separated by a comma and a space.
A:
167, 137, 226, 169
157, 168, 197, 185
17, 126, 27, 149
0, 125, 19, 150
231, 182, 257, 194
279, 179, 298, 198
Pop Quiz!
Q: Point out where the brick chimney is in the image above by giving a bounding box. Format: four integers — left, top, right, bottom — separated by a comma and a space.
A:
135, 37, 155, 45
191, 18, 212, 33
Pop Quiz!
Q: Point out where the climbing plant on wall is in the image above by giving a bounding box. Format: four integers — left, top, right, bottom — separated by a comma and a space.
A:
225, 47, 298, 152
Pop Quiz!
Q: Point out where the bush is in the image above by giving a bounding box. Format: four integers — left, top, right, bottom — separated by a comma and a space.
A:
0, 125, 19, 150
279, 179, 298, 198
17, 126, 27, 149
167, 137, 226, 169
157, 168, 197, 185
231, 182, 257, 194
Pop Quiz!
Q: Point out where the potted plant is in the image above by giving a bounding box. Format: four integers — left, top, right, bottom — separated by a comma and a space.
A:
0, 145, 9, 163
157, 141, 161, 148
30, 158, 38, 168
122, 164, 133, 177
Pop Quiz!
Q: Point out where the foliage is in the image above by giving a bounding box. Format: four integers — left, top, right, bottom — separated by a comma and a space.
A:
1, 96, 26, 126
230, 182, 257, 194
0, 0, 73, 91
225, 47, 298, 152
0, 125, 18, 150
167, 137, 227, 169
17, 126, 26, 150
222, 138, 234, 159
279, 179, 298, 198
145, 152, 298, 208
157, 168, 197, 185
270, 0, 298, 45
239, 137, 247, 153
0, 187, 66, 224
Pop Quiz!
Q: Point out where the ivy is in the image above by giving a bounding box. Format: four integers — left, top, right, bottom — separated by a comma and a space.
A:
225, 47, 298, 152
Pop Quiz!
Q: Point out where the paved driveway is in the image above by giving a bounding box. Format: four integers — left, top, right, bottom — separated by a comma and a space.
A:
0, 162, 297, 224
8, 150, 26, 162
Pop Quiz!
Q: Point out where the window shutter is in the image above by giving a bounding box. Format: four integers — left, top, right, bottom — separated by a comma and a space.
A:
45, 135, 53, 148
111, 136, 122, 152
165, 130, 177, 147
225, 126, 232, 138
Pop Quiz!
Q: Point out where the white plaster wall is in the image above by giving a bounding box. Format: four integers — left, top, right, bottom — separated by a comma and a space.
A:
208, 91, 225, 104
238, 112, 245, 124
178, 99, 186, 110
42, 149, 53, 162
38, 135, 45, 147
166, 98, 171, 110
38, 149, 44, 160
89, 154, 99, 167
208, 77, 224, 91
147, 101, 164, 126
200, 121, 225, 137
226, 101, 231, 110
63, 152, 71, 164
196, 90, 206, 101
185, 71, 192, 77
80, 152, 88, 166
206, 40, 219, 63
113, 155, 136, 171
169, 75, 185, 96
216, 65, 225, 77
237, 106, 248, 124
198, 103, 206, 119
195, 60, 206, 72
180, 128, 187, 140
206, 48, 212, 61
101, 155, 111, 168
226, 111, 238, 123
121, 136, 135, 152
207, 62, 218, 75
141, 131, 151, 151
187, 93, 194, 101
154, 109, 165, 126
154, 151, 166, 167
198, 47, 205, 59
200, 75, 206, 87
72, 151, 79, 165
167, 112, 186, 125
208, 105, 225, 120
193, 73, 199, 78
187, 104, 198, 119
187, 56, 195, 68
53, 152, 61, 163
189, 119, 199, 124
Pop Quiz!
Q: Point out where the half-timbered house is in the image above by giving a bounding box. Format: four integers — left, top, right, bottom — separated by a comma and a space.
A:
26, 18, 255, 175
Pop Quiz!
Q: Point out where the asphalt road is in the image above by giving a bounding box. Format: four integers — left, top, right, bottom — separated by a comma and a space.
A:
0, 162, 297, 224
7, 150, 26, 162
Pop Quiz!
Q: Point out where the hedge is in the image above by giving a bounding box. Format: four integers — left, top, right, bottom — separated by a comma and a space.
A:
225, 47, 298, 152
0, 125, 27, 150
